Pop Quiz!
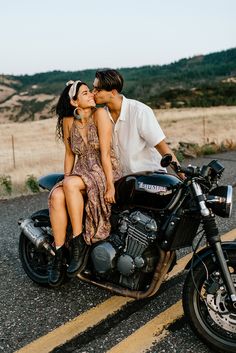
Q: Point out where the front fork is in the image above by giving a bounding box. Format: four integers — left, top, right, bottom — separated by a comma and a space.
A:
192, 180, 236, 308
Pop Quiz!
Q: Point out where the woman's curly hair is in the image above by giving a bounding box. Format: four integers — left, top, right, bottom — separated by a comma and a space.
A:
55, 82, 86, 140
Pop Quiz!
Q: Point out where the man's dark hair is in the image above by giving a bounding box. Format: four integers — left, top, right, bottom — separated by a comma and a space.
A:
95, 69, 124, 93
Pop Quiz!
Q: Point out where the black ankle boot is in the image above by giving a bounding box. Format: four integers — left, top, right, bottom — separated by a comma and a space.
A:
67, 235, 88, 277
48, 246, 66, 287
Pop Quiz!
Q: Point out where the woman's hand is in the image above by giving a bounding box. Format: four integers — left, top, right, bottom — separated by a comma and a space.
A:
104, 184, 116, 203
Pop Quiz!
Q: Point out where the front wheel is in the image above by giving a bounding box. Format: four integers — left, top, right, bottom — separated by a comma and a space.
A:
183, 250, 236, 353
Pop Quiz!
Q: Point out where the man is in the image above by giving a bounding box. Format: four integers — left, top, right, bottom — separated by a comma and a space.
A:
92, 69, 182, 176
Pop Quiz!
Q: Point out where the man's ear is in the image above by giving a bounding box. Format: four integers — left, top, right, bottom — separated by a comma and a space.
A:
111, 89, 117, 97
70, 99, 78, 108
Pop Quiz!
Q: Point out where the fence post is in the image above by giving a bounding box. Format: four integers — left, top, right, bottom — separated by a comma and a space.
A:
11, 135, 16, 169
203, 116, 206, 144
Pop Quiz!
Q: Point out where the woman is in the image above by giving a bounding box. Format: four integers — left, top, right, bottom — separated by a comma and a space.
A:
48, 80, 121, 286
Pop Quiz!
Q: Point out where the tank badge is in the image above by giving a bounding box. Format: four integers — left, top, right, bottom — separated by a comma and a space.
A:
138, 182, 169, 194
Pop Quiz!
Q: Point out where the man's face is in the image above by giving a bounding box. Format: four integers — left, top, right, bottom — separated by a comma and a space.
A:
92, 78, 111, 105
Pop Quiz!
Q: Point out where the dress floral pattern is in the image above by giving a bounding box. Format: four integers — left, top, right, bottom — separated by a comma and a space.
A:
49, 116, 122, 245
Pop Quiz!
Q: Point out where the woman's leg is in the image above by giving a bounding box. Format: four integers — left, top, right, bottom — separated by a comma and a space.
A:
50, 187, 68, 246
63, 176, 86, 236
63, 176, 88, 276
48, 186, 68, 286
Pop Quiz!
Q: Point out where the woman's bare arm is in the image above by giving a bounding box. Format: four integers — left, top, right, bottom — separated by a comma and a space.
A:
63, 117, 75, 176
94, 108, 115, 203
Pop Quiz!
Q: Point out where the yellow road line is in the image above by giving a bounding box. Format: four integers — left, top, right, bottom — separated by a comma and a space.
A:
15, 296, 133, 353
16, 228, 236, 353
167, 228, 236, 280
221, 228, 236, 242
106, 300, 183, 353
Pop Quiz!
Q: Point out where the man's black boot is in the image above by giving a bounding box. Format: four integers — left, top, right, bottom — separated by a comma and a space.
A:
48, 246, 66, 287
67, 235, 88, 277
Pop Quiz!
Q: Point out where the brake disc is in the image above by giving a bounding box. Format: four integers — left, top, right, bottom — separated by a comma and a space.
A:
206, 274, 236, 333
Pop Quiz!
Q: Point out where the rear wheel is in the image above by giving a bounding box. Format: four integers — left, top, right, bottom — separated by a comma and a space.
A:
19, 231, 52, 286
183, 250, 236, 353
19, 209, 59, 286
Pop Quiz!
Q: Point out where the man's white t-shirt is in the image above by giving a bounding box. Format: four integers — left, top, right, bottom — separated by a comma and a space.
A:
106, 96, 166, 176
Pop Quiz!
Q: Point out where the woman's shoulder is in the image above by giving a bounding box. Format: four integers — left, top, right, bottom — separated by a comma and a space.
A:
63, 116, 74, 124
63, 116, 74, 131
94, 107, 108, 116
93, 107, 110, 123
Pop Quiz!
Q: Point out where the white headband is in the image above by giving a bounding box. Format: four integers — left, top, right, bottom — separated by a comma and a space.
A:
66, 80, 81, 99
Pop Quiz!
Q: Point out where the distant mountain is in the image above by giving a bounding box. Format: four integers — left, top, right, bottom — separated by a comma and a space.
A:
0, 47, 235, 123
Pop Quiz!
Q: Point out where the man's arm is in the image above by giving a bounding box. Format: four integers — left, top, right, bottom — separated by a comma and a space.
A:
155, 140, 185, 179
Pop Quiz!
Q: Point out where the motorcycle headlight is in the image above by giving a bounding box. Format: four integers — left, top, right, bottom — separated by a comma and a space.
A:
207, 185, 233, 218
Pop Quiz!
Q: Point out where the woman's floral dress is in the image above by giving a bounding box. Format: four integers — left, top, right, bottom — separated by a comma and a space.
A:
49, 116, 122, 245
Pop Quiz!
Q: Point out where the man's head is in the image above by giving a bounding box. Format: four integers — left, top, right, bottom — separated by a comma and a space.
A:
93, 69, 124, 104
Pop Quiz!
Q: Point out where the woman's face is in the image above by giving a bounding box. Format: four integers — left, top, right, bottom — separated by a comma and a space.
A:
76, 84, 96, 108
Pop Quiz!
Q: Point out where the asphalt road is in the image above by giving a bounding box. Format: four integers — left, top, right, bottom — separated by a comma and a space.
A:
0, 151, 236, 353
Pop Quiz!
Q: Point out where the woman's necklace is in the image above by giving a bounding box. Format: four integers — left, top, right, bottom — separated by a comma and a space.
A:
75, 113, 92, 129
76, 121, 89, 129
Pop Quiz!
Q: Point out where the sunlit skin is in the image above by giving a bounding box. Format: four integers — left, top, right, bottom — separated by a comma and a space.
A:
71, 84, 96, 127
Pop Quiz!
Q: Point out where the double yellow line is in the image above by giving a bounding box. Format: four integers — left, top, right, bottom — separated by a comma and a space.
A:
16, 229, 236, 353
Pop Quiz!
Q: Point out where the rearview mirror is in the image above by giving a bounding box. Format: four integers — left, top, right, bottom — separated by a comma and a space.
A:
161, 154, 173, 168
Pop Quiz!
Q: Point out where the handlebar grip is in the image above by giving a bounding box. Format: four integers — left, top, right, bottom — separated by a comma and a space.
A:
176, 165, 201, 177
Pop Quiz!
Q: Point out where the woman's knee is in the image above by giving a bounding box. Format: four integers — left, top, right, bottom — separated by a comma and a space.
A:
50, 187, 65, 208
63, 176, 85, 192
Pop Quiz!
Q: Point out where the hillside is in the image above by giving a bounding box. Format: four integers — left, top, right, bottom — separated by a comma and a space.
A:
0, 47, 236, 123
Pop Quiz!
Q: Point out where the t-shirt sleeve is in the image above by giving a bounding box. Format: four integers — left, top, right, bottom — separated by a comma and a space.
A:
138, 106, 165, 147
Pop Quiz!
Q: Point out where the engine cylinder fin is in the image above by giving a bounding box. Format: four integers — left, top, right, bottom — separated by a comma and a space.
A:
128, 226, 149, 246
126, 235, 147, 258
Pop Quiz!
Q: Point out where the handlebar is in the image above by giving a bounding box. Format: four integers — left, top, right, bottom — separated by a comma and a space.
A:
172, 162, 201, 177
161, 154, 224, 180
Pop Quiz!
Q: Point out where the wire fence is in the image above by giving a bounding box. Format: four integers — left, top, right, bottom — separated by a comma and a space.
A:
1, 107, 236, 181
0, 134, 64, 186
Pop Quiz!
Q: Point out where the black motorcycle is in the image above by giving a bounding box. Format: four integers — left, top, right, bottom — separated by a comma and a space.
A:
18, 154, 236, 353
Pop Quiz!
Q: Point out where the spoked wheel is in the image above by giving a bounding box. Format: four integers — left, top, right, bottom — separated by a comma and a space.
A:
183, 250, 236, 353
19, 231, 52, 286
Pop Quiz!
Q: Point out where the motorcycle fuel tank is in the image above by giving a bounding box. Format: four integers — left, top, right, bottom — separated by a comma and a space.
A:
115, 171, 182, 211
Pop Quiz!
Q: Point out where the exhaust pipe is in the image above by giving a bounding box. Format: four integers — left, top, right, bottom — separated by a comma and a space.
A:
19, 218, 55, 256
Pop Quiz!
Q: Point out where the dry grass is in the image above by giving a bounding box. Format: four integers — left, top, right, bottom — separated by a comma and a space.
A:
155, 106, 236, 148
0, 118, 64, 197
0, 106, 236, 198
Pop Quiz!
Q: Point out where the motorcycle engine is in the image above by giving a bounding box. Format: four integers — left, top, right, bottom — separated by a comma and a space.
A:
91, 210, 159, 289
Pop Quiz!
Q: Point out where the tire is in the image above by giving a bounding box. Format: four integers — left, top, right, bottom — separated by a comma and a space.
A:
183, 250, 236, 353
19, 231, 52, 286
18, 209, 53, 286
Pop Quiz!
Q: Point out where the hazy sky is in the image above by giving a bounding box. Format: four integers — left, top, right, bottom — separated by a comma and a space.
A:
1, 0, 235, 75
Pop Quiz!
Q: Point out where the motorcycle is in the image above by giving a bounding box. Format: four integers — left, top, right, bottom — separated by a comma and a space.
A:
18, 154, 236, 352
